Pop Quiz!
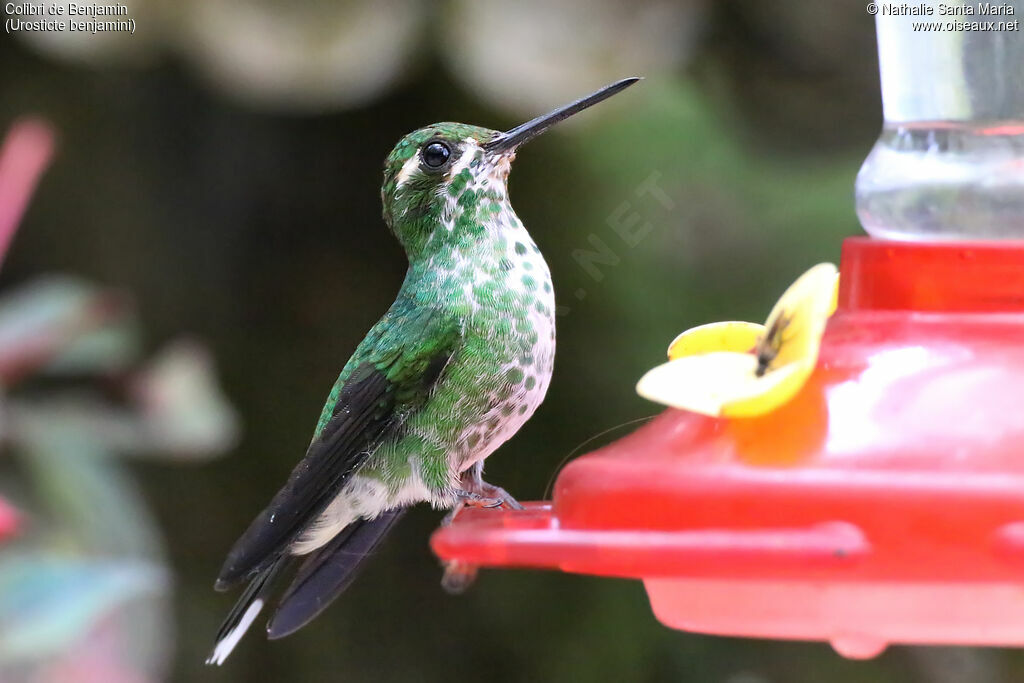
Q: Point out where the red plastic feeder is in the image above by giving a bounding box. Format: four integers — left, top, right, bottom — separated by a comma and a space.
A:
433, 237, 1024, 658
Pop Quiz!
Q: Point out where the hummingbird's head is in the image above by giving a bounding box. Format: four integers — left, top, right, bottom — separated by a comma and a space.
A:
380, 78, 640, 260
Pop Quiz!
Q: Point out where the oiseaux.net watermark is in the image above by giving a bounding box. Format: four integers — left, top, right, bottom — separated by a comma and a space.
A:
557, 171, 675, 318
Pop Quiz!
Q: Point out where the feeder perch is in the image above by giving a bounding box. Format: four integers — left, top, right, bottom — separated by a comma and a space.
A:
432, 6, 1024, 658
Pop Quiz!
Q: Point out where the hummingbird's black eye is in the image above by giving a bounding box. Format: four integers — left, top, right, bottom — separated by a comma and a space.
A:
421, 141, 451, 169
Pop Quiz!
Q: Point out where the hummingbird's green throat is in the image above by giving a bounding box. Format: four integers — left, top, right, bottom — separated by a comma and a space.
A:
207, 78, 640, 666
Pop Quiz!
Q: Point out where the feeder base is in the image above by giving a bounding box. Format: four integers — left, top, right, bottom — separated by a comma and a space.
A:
646, 578, 1024, 659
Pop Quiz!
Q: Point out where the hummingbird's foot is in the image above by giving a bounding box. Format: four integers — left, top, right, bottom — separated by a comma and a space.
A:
457, 464, 526, 511
441, 468, 526, 526
441, 490, 502, 527
468, 481, 526, 512
453, 488, 506, 508
440, 559, 478, 594
438, 476, 523, 594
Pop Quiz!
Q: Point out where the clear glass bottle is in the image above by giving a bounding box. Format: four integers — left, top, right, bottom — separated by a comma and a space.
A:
857, 3, 1024, 239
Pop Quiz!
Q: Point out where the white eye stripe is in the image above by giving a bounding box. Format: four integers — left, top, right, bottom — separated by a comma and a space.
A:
395, 137, 482, 190
394, 153, 421, 189
444, 138, 479, 178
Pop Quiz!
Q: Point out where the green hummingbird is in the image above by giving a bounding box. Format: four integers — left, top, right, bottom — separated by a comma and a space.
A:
207, 77, 640, 665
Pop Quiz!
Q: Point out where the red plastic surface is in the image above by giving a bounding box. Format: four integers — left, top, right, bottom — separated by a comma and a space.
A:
432, 237, 1024, 657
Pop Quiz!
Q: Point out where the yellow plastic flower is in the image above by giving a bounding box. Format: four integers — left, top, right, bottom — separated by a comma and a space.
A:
636, 263, 839, 418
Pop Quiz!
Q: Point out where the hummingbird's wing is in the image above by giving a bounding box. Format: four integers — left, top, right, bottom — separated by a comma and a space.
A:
215, 305, 460, 589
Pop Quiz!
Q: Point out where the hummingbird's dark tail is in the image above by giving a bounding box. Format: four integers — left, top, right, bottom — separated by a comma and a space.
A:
205, 509, 404, 664
205, 555, 287, 666
266, 508, 406, 640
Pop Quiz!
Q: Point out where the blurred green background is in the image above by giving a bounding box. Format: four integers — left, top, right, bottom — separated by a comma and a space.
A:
5, 1, 1010, 681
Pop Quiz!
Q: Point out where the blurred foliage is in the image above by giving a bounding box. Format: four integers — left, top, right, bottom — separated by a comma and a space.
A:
0, 276, 239, 682
1, 1, 1014, 682
9, 0, 699, 114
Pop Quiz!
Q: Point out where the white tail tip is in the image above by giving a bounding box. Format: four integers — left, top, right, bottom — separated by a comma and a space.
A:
205, 598, 264, 666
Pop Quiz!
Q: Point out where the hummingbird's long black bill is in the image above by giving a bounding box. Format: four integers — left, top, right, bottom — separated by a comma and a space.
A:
484, 77, 641, 154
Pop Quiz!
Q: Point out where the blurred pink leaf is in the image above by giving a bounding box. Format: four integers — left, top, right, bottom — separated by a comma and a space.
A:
0, 119, 55, 271
0, 497, 20, 541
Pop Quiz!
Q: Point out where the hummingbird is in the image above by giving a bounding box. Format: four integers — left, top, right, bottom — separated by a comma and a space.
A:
207, 77, 640, 665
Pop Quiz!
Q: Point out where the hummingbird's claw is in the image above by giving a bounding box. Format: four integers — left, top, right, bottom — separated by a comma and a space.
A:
455, 465, 526, 511
441, 559, 479, 594
483, 485, 525, 511
452, 488, 502, 507
441, 484, 522, 526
